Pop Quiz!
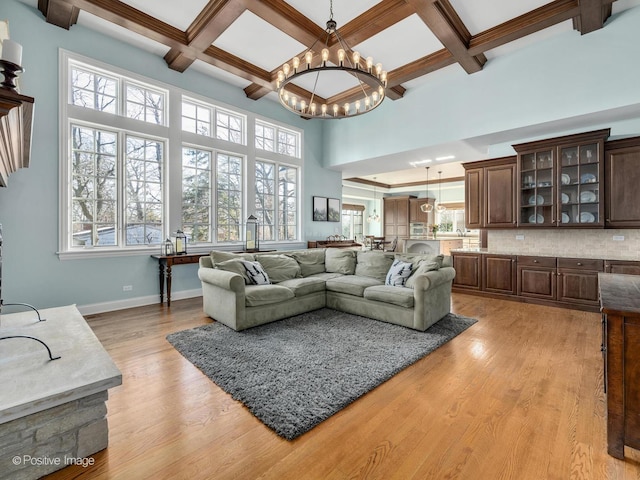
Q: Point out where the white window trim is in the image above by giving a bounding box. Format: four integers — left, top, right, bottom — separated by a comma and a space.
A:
58, 49, 304, 260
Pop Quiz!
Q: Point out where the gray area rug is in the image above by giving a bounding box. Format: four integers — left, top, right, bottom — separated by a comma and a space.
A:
166, 308, 477, 440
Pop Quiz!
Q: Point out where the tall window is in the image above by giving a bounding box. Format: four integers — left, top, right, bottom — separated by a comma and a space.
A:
124, 136, 164, 245
279, 165, 298, 240
182, 148, 212, 242
255, 161, 275, 241
62, 53, 303, 256
341, 204, 364, 242
216, 153, 243, 242
71, 125, 117, 246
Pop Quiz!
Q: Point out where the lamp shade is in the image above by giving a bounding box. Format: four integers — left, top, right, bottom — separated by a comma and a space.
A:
245, 215, 259, 252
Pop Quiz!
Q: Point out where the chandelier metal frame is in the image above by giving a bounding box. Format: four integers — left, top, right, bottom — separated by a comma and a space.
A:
276, 0, 387, 119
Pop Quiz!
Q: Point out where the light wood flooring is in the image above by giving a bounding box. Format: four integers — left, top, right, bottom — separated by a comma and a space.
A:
44, 294, 640, 480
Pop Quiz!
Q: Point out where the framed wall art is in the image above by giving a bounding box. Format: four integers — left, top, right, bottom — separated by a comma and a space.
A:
313, 196, 327, 221
327, 198, 341, 222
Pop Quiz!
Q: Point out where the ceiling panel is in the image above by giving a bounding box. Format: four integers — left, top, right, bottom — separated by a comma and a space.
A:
448, 0, 551, 35
120, 0, 210, 31
213, 11, 305, 72
354, 14, 444, 72
284, 0, 381, 28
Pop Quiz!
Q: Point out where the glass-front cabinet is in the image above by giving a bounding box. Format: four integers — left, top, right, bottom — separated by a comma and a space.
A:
514, 129, 609, 227
519, 149, 555, 226
558, 142, 602, 226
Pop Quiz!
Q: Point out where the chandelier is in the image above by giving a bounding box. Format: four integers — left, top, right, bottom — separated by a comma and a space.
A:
276, 0, 387, 119
420, 166, 433, 213
367, 179, 380, 223
436, 170, 447, 212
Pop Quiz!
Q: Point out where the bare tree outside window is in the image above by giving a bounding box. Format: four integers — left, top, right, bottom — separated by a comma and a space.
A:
279, 165, 298, 240
182, 148, 212, 242
216, 153, 242, 242
255, 161, 275, 241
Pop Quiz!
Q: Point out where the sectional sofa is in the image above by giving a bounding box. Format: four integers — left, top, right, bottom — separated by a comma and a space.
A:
198, 248, 456, 332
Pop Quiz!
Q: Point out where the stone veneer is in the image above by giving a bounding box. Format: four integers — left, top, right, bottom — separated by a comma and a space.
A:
0, 392, 108, 480
487, 228, 640, 260
0, 306, 121, 480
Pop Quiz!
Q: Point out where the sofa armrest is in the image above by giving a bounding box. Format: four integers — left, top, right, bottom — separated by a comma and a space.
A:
199, 256, 214, 268
411, 266, 456, 291
198, 267, 245, 293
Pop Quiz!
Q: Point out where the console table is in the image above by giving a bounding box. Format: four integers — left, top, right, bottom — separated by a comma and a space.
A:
599, 273, 640, 459
152, 250, 276, 306
151, 254, 206, 307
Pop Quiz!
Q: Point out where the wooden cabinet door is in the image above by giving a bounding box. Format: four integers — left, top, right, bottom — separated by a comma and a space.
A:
485, 163, 517, 228
605, 141, 640, 227
557, 270, 600, 304
556, 258, 603, 305
396, 199, 410, 237
453, 253, 482, 290
409, 198, 431, 223
517, 256, 557, 299
483, 255, 516, 294
465, 168, 483, 229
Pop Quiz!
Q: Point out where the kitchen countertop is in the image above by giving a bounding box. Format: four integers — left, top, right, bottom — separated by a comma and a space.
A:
449, 248, 639, 261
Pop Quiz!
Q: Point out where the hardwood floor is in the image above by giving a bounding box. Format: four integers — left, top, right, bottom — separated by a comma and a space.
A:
44, 294, 640, 480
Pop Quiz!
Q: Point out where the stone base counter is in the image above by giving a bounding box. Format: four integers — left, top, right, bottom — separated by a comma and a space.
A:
0, 305, 122, 479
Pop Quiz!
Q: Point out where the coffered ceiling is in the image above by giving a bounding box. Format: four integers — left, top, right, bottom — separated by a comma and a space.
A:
30, 0, 640, 184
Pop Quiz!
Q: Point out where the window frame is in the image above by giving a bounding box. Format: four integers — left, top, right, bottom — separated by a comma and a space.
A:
59, 50, 304, 260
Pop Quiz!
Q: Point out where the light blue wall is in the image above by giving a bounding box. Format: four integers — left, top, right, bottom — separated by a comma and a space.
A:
0, 0, 341, 311
323, 6, 640, 167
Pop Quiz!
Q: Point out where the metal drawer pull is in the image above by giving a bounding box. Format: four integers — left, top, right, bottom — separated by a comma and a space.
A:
577, 262, 583, 266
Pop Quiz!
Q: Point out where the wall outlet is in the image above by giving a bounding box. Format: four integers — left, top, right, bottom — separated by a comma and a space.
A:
612, 235, 625, 241
123, 285, 133, 291
515, 235, 525, 240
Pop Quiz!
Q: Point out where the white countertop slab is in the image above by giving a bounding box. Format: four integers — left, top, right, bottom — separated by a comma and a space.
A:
0, 305, 122, 424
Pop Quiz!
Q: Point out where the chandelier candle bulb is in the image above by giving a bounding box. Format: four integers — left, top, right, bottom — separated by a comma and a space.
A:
276, 1, 386, 119
338, 49, 345, 65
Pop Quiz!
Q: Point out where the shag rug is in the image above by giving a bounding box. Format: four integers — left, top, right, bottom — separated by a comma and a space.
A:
166, 308, 477, 440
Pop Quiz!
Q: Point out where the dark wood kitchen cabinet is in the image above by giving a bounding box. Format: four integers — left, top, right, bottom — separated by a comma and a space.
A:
463, 156, 516, 229
452, 252, 482, 290
599, 273, 640, 459
605, 136, 640, 228
483, 254, 517, 294
556, 258, 603, 306
517, 255, 557, 300
604, 260, 640, 275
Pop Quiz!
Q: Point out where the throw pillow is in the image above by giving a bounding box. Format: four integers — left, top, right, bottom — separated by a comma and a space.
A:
215, 258, 252, 284
239, 260, 271, 285
255, 254, 302, 283
405, 261, 441, 288
385, 259, 413, 287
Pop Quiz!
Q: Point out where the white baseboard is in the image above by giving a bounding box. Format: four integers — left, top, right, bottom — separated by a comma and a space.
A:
77, 288, 203, 316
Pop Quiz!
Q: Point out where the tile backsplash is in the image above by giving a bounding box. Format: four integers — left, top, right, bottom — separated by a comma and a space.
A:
487, 229, 640, 260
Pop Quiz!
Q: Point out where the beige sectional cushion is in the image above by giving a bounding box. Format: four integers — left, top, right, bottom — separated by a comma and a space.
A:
364, 285, 415, 308
395, 253, 444, 270
307, 272, 344, 281
277, 277, 326, 297
406, 261, 441, 288
286, 249, 326, 277
256, 254, 302, 283
355, 251, 395, 282
215, 258, 252, 284
244, 285, 294, 306
210, 250, 255, 265
325, 275, 382, 297
325, 248, 356, 275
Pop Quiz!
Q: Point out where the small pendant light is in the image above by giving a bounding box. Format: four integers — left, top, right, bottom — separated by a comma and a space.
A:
420, 166, 433, 213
